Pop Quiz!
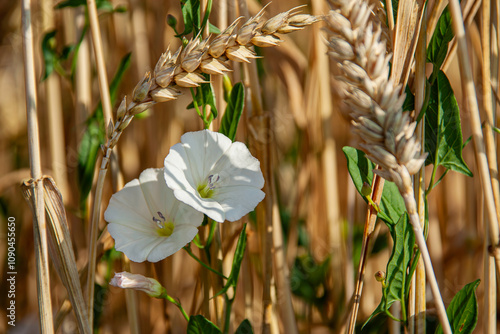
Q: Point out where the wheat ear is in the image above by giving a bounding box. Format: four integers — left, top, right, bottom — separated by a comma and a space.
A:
86, 5, 320, 324
325, 0, 452, 333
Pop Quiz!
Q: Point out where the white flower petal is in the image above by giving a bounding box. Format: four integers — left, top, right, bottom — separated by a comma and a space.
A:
180, 130, 232, 183
211, 142, 265, 188
163, 130, 265, 222
104, 178, 155, 230
172, 186, 225, 222
215, 186, 265, 221
104, 168, 204, 262
143, 224, 200, 262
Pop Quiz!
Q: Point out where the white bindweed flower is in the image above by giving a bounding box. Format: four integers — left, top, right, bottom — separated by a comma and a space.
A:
164, 129, 265, 222
104, 168, 204, 262
110, 271, 165, 297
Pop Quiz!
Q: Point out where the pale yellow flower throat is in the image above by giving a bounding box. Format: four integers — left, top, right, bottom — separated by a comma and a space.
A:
197, 174, 220, 198
153, 211, 175, 237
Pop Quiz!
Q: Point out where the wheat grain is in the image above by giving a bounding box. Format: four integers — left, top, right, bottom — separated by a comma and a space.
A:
325, 0, 425, 189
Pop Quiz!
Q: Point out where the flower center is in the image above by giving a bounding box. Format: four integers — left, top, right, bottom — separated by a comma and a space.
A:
197, 174, 220, 198
153, 211, 175, 237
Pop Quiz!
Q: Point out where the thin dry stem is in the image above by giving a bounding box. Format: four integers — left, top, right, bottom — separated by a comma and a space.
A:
412, 16, 427, 334
482, 0, 500, 222
448, 0, 500, 275
347, 173, 384, 334
22, 0, 54, 331
85, 0, 114, 321
398, 167, 451, 334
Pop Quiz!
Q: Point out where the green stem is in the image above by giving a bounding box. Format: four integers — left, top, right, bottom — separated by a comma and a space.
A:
200, 0, 214, 34
183, 245, 228, 279
223, 295, 234, 334
190, 88, 203, 119
161, 292, 190, 322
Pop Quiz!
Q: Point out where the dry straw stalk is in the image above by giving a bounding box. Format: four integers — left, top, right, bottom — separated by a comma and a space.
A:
21, 0, 54, 331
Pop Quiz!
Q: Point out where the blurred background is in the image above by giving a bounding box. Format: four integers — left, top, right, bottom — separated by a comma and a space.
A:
0, 0, 488, 333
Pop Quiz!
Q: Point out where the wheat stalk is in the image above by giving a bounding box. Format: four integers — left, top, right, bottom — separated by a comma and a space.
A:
86, 5, 320, 326
325, 0, 452, 332
21, 0, 54, 331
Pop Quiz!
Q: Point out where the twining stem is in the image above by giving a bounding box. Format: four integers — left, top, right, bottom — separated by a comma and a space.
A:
22, 0, 54, 332
347, 173, 384, 334
398, 167, 451, 334
183, 245, 228, 279
160, 292, 190, 322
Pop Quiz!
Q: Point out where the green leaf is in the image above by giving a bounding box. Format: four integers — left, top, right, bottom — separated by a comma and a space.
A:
435, 279, 480, 334
219, 83, 244, 141
176, 0, 201, 37
342, 146, 406, 225
427, 6, 454, 70
77, 53, 131, 208
364, 213, 415, 326
187, 315, 222, 334
41, 30, 58, 80
209, 22, 221, 34
186, 81, 218, 119
55, 0, 86, 8
235, 319, 253, 334
402, 85, 415, 112
290, 253, 329, 307
213, 224, 247, 298
424, 71, 472, 176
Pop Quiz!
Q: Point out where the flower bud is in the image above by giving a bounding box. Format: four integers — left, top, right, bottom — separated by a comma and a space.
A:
110, 272, 165, 298
374, 271, 385, 282
361, 182, 372, 197
166, 14, 177, 30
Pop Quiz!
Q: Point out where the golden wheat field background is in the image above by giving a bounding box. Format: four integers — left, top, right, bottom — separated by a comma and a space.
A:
0, 0, 498, 333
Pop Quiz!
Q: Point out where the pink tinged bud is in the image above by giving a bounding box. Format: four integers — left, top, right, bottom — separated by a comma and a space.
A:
132, 72, 153, 102
110, 272, 164, 298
